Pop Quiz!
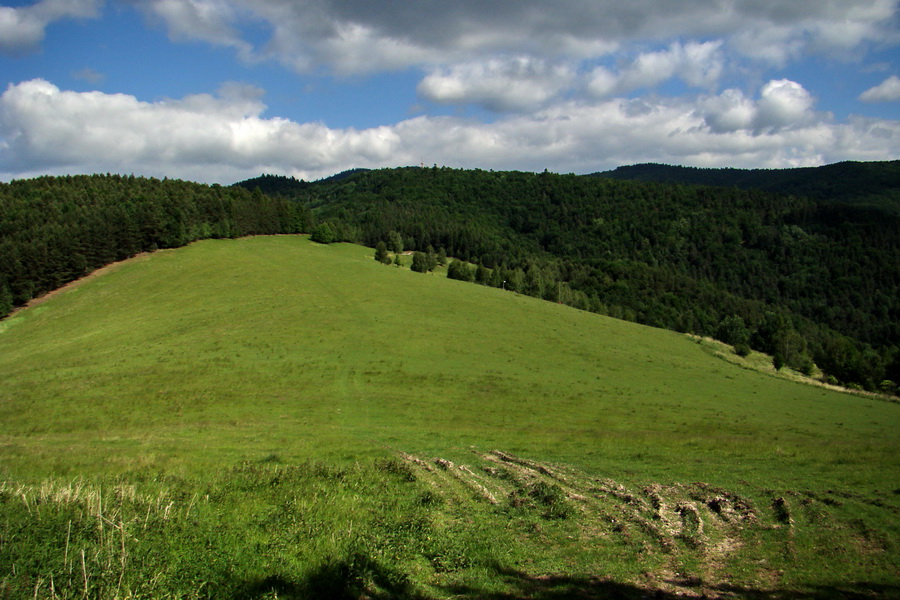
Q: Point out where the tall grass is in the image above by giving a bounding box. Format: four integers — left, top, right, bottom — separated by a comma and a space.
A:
2, 455, 897, 598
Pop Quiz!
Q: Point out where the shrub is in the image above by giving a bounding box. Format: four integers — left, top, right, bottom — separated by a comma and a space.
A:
734, 343, 751, 357
311, 223, 336, 244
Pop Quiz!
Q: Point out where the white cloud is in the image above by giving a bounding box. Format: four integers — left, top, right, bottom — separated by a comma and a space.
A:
698, 88, 757, 133
0, 0, 100, 55
0, 79, 404, 182
697, 80, 819, 134
860, 75, 900, 102
127, 0, 897, 75
586, 41, 725, 98
625, 41, 723, 90
135, 0, 254, 59
728, 0, 898, 65
2, 79, 896, 184
755, 79, 817, 130
417, 57, 576, 112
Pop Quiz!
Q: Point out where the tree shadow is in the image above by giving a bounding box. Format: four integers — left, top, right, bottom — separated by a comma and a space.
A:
232, 560, 899, 600
437, 564, 900, 600
232, 552, 429, 600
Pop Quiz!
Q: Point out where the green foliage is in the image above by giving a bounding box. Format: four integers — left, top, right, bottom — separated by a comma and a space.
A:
0, 280, 12, 319
425, 245, 439, 271
374, 241, 390, 264
716, 315, 750, 347
773, 353, 786, 371
3, 163, 899, 394
447, 259, 474, 282
411, 251, 429, 273
311, 222, 337, 244
596, 160, 900, 210
0, 174, 305, 314
734, 342, 751, 357
388, 230, 404, 253
475, 263, 490, 285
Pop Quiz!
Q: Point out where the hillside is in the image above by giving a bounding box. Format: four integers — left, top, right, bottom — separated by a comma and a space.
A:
1, 236, 898, 598
4, 168, 899, 393
239, 164, 900, 393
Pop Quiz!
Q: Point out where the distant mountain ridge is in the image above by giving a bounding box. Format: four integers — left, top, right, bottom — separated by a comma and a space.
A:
593, 161, 900, 208
234, 168, 371, 196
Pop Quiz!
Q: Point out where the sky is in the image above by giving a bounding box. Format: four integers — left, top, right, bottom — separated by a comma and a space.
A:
0, 0, 898, 184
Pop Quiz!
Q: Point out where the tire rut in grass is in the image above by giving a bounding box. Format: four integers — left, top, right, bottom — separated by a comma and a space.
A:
400, 451, 753, 560
397, 450, 782, 595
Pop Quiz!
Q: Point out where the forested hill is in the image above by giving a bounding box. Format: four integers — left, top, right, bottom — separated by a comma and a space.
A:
1, 164, 898, 394
241, 164, 900, 393
594, 161, 900, 208
0, 175, 313, 316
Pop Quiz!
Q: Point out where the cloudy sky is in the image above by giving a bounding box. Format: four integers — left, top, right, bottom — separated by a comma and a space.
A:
1, 0, 899, 183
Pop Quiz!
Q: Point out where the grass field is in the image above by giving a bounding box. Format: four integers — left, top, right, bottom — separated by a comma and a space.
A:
1, 236, 897, 598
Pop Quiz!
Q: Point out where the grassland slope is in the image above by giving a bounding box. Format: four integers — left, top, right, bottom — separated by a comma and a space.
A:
1, 236, 897, 598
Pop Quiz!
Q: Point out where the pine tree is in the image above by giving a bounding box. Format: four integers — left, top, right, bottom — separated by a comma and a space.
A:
411, 252, 429, 273
374, 241, 389, 264
0, 281, 13, 318
388, 230, 404, 253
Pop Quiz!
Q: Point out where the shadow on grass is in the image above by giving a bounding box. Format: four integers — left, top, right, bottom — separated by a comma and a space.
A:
233, 560, 899, 600
234, 552, 428, 600
438, 565, 900, 600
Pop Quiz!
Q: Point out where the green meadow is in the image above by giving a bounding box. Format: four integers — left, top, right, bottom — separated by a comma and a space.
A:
1, 236, 897, 598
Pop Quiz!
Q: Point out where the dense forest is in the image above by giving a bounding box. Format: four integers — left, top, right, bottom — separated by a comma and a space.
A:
2, 164, 898, 395
0, 174, 313, 315
596, 161, 900, 210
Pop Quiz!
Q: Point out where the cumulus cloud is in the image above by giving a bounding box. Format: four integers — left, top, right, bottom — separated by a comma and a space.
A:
698, 80, 819, 133
417, 57, 576, 112
860, 75, 900, 102
134, 0, 254, 59
698, 88, 757, 133
127, 0, 897, 74
586, 41, 724, 98
729, 0, 897, 65
2, 79, 896, 184
0, 0, 100, 55
0, 79, 403, 181
755, 79, 817, 130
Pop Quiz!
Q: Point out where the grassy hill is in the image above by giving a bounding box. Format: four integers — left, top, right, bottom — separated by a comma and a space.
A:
1, 236, 898, 598
266, 164, 900, 392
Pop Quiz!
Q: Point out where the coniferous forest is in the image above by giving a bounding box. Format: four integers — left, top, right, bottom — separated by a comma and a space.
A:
2, 163, 898, 394
0, 175, 313, 315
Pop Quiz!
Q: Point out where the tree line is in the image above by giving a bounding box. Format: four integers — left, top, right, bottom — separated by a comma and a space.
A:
0, 174, 313, 317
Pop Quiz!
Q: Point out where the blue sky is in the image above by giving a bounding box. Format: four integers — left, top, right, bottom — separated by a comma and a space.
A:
1, 0, 898, 183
